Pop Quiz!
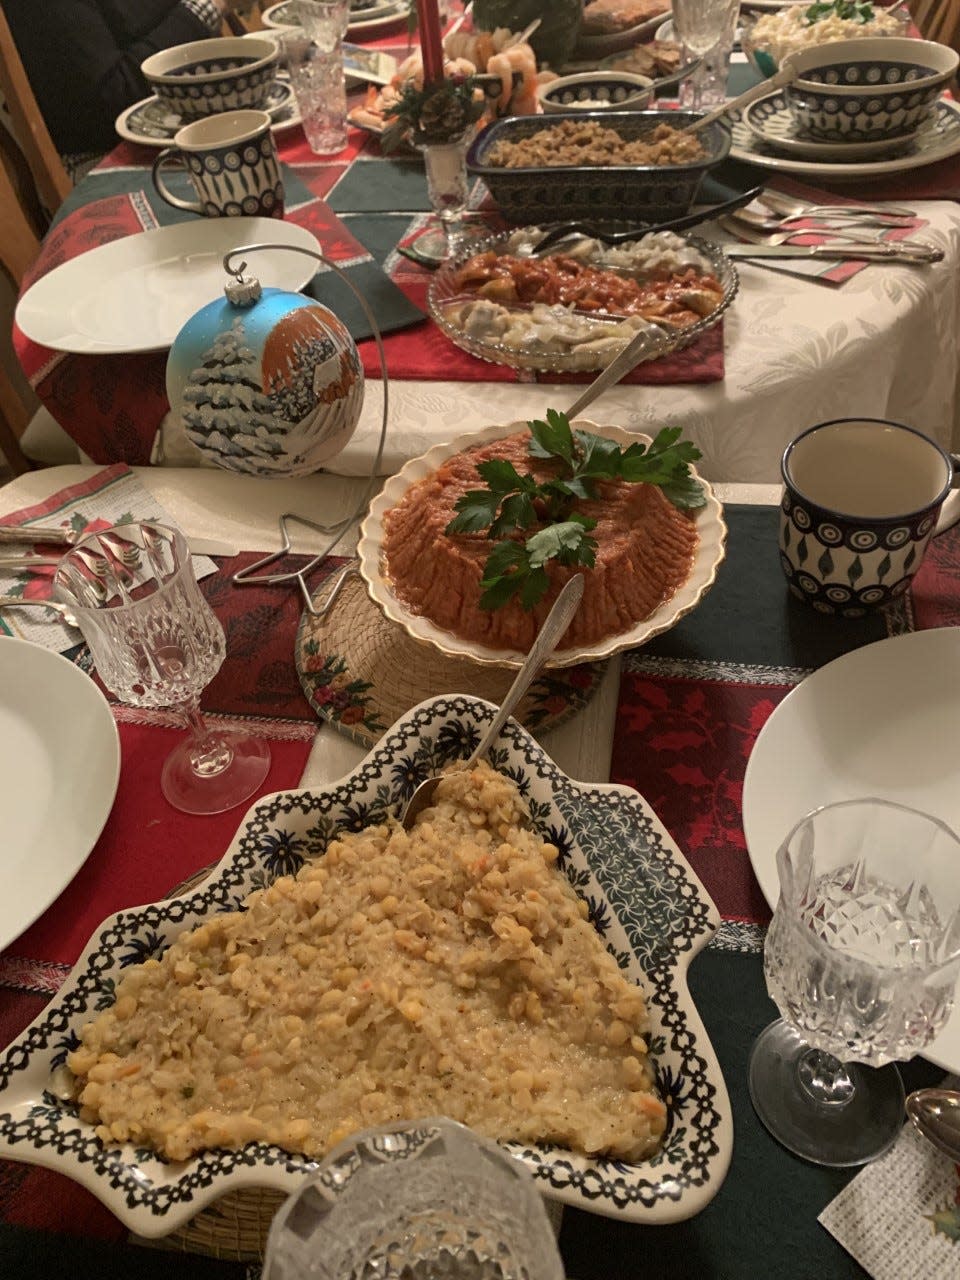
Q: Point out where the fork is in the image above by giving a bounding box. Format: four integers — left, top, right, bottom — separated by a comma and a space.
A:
720, 217, 935, 254
719, 216, 889, 247
758, 191, 916, 222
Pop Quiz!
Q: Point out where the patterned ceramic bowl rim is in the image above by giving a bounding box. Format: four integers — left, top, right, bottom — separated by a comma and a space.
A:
0, 695, 733, 1233
781, 417, 954, 520
537, 71, 655, 113
141, 36, 279, 85
784, 36, 959, 92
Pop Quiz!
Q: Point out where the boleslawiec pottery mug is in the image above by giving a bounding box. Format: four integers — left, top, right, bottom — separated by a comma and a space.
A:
779, 417, 960, 616
151, 109, 284, 218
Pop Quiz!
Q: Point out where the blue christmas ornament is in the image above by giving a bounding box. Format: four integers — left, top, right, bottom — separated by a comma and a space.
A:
166, 279, 364, 477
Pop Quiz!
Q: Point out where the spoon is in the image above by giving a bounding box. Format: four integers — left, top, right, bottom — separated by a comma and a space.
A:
905, 1088, 960, 1160
399, 573, 585, 830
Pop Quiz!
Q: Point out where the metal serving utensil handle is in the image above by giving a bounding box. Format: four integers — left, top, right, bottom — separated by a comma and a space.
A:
462, 574, 586, 769
687, 62, 798, 134
564, 326, 676, 420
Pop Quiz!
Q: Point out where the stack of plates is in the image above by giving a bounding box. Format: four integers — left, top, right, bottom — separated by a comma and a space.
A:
729, 89, 960, 178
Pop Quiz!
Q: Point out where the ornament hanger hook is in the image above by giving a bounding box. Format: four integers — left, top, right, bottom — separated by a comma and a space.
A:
217, 241, 391, 602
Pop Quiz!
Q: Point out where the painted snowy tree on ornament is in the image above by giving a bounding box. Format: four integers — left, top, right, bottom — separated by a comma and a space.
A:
166, 282, 364, 477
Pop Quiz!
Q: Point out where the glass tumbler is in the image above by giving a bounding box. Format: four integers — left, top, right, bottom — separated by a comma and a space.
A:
263, 1118, 565, 1280
54, 521, 271, 816
673, 0, 740, 110
284, 0, 349, 155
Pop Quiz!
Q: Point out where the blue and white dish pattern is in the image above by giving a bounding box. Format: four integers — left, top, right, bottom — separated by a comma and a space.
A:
786, 57, 945, 141
779, 490, 939, 615
0, 696, 731, 1235
744, 90, 918, 160
539, 73, 653, 113
152, 55, 278, 118
117, 80, 298, 147
183, 130, 283, 217
726, 98, 960, 177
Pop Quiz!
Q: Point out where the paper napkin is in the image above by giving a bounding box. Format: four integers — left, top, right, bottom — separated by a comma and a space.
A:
819, 1075, 960, 1279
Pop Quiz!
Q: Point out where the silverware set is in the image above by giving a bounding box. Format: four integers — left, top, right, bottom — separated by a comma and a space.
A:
718, 192, 944, 264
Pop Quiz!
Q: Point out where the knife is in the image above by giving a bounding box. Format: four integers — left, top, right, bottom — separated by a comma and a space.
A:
724, 242, 944, 264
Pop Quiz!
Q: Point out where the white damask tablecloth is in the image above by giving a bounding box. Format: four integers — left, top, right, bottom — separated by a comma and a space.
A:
156, 200, 960, 485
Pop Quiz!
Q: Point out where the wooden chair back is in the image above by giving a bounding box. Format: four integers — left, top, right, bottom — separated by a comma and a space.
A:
0, 149, 43, 475
911, 0, 960, 50
0, 5, 71, 223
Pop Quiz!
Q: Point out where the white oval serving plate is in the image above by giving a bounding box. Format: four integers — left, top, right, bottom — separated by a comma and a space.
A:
16, 218, 321, 356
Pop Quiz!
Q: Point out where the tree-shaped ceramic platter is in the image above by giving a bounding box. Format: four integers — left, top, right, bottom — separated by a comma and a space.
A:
0, 696, 732, 1235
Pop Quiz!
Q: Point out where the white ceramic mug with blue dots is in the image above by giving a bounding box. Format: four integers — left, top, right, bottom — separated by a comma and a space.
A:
779, 418, 960, 617
152, 109, 284, 219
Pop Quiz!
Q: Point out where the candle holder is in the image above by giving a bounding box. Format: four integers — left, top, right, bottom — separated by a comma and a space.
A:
382, 76, 486, 261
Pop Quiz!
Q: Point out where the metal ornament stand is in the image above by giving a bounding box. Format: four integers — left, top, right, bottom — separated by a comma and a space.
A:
218, 242, 389, 618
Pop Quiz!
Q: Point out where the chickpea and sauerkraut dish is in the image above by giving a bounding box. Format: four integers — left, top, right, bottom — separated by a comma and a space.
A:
66, 762, 667, 1164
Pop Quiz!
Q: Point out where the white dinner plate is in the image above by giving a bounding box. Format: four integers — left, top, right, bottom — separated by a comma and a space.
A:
262, 0, 407, 34
15, 218, 322, 355
728, 96, 960, 178
0, 638, 120, 953
742, 627, 960, 1073
114, 79, 302, 148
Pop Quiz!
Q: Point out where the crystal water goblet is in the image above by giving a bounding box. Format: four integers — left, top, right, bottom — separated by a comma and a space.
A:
672, 0, 740, 110
749, 798, 960, 1167
54, 521, 271, 816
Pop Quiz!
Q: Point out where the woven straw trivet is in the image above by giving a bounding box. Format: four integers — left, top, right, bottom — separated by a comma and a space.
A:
294, 568, 606, 746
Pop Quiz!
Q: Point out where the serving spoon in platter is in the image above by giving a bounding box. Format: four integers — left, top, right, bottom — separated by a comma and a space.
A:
399, 574, 585, 830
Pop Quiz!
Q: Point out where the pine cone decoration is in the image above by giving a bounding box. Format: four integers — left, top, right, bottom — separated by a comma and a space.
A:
418, 86, 468, 143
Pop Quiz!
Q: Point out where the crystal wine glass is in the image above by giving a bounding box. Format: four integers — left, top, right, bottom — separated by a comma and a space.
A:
54, 521, 271, 816
414, 137, 475, 262
749, 798, 960, 1167
672, 0, 740, 110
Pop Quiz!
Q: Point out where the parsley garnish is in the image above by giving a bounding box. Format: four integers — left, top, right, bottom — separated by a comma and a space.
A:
803, 1, 874, 25
445, 411, 705, 611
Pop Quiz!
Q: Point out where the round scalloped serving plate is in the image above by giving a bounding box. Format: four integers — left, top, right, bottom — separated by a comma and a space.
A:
357, 420, 727, 670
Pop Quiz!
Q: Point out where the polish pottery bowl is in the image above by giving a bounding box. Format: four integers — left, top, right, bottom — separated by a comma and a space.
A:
141, 36, 280, 119
537, 71, 655, 114
782, 37, 959, 142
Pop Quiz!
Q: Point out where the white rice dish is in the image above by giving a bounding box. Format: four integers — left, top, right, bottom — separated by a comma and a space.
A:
749, 4, 905, 64
67, 762, 666, 1164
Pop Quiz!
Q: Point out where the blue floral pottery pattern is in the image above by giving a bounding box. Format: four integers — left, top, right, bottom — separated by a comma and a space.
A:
779, 488, 940, 616
183, 130, 284, 217
786, 56, 946, 141
153, 55, 278, 118
0, 696, 730, 1234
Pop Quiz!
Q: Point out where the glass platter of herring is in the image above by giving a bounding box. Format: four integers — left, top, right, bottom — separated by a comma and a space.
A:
426, 227, 739, 373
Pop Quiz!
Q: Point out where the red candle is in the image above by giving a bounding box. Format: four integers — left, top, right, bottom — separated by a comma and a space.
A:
416, 0, 445, 86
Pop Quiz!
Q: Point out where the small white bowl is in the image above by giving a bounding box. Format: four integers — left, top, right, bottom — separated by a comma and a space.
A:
537, 70, 654, 114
